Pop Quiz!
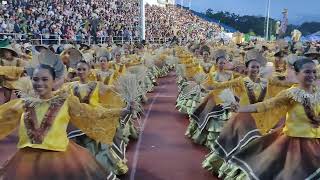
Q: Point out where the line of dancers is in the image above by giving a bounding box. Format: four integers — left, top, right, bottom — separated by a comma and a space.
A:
175, 39, 320, 180
0, 42, 175, 180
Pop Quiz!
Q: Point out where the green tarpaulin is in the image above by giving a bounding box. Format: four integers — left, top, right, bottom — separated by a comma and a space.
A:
0, 39, 10, 47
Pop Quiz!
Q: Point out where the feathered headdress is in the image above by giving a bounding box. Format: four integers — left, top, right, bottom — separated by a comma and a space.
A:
21, 49, 66, 100
60, 48, 83, 68
95, 47, 111, 59
213, 49, 227, 61
27, 49, 65, 79
245, 49, 267, 66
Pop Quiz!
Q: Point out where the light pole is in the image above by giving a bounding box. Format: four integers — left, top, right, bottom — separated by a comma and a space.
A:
265, 0, 271, 40
140, 0, 145, 40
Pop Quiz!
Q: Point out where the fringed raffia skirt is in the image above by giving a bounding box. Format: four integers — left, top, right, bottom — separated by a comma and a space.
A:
202, 113, 262, 174
183, 93, 228, 146
176, 77, 187, 92
214, 113, 262, 160
229, 129, 320, 180
176, 96, 200, 114
176, 90, 207, 115
185, 117, 198, 138
144, 74, 155, 92
72, 134, 127, 176
0, 141, 107, 180
191, 111, 230, 148
190, 95, 231, 148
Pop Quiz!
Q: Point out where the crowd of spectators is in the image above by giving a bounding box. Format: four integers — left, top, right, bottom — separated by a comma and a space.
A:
0, 0, 140, 44
0, 0, 222, 44
145, 4, 222, 41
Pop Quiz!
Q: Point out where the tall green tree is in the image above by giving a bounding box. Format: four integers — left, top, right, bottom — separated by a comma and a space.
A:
205, 10, 319, 37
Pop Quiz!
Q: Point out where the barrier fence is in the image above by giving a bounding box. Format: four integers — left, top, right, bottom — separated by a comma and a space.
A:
0, 33, 172, 45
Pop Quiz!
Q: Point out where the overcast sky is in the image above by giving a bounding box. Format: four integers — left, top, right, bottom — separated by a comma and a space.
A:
176, 0, 320, 25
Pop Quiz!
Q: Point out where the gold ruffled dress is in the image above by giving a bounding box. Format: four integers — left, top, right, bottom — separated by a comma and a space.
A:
0, 93, 121, 180
176, 59, 209, 114
189, 71, 233, 147
65, 81, 128, 175
226, 86, 320, 180
109, 62, 127, 81
202, 76, 293, 174
0, 59, 27, 90
93, 69, 115, 85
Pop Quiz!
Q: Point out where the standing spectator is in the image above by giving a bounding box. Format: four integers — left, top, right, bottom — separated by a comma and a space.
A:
14, 19, 21, 33
89, 13, 99, 44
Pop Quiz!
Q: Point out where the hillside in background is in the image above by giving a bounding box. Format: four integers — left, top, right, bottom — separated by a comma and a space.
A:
201, 9, 320, 37
190, 10, 237, 33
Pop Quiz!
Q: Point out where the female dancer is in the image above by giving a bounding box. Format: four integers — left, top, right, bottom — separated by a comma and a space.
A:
0, 46, 27, 103
66, 60, 128, 176
229, 58, 320, 180
176, 49, 211, 114
189, 50, 233, 146
0, 61, 127, 180
202, 50, 293, 174
94, 55, 115, 85
111, 50, 127, 81
198, 50, 215, 74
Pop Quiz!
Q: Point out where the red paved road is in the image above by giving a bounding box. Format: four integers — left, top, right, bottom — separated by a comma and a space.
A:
122, 73, 217, 180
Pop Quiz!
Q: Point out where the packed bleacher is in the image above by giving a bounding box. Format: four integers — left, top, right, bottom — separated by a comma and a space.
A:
146, 4, 222, 41
0, 0, 222, 44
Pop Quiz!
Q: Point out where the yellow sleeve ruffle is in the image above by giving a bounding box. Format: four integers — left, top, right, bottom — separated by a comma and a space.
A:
211, 77, 243, 90
254, 90, 290, 134
96, 71, 115, 85
0, 99, 24, 140
99, 84, 125, 109
256, 90, 290, 113
269, 77, 295, 88
0, 66, 24, 80
107, 72, 115, 85
68, 95, 121, 145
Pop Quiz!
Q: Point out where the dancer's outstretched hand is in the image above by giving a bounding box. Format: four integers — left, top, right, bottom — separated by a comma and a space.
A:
230, 102, 240, 112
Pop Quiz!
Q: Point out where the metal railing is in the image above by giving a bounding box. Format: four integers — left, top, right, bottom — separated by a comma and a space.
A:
0, 33, 173, 45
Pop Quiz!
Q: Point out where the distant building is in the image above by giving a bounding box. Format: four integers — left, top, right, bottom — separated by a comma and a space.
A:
144, 0, 175, 7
